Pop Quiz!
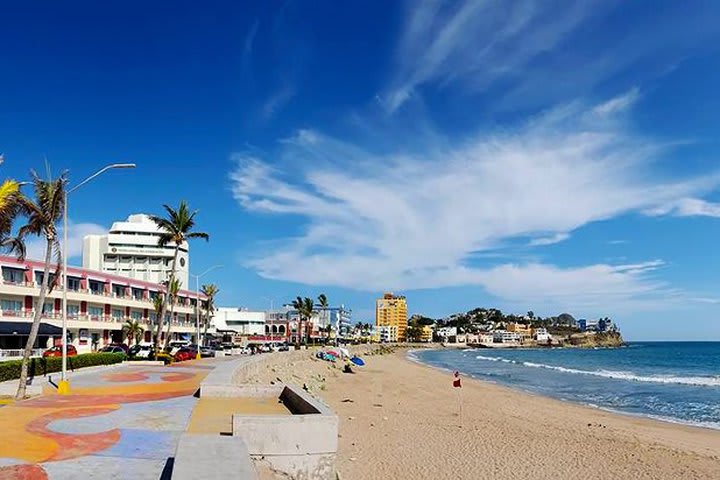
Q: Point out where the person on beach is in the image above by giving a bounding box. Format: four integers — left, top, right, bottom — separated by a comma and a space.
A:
453, 370, 462, 388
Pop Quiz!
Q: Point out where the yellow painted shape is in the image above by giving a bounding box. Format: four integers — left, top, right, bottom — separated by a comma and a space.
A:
187, 397, 290, 434
0, 406, 60, 462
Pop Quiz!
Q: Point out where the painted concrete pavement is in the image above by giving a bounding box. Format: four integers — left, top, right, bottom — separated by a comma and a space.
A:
0, 360, 218, 479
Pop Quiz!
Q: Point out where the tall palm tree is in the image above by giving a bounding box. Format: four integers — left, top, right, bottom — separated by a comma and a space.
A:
123, 319, 144, 345
303, 296, 314, 345
162, 278, 181, 349
317, 293, 329, 342
149, 201, 209, 347
201, 283, 219, 340
291, 296, 314, 345
15, 170, 66, 399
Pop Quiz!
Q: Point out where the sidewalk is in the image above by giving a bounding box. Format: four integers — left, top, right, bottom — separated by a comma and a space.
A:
0, 358, 221, 479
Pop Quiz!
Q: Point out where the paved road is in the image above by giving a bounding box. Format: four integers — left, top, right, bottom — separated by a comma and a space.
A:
0, 360, 218, 479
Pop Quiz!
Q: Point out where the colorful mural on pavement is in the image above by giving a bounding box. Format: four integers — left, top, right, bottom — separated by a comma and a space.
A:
0, 363, 209, 479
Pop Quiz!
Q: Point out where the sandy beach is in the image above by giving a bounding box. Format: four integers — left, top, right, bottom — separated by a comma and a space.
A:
234, 346, 720, 479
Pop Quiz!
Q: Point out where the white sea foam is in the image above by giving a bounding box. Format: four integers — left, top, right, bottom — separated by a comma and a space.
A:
474, 355, 720, 387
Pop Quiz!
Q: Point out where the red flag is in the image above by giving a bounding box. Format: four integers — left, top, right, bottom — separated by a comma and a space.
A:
453, 370, 462, 388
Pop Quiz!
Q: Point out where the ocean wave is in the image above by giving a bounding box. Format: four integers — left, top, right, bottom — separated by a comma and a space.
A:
473, 355, 720, 387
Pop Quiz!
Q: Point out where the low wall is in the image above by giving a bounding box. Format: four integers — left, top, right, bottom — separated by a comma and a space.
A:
233, 384, 338, 480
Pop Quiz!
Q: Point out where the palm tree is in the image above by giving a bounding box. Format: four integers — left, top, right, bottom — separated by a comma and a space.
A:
317, 293, 329, 342
149, 201, 209, 347
201, 283, 219, 340
15, 170, 66, 399
162, 278, 181, 349
0, 176, 26, 259
123, 319, 144, 345
303, 297, 314, 345
151, 293, 164, 352
291, 296, 314, 345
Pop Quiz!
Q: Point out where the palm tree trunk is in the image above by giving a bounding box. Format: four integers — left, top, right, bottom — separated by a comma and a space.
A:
154, 246, 179, 348
16, 237, 53, 399
163, 299, 176, 349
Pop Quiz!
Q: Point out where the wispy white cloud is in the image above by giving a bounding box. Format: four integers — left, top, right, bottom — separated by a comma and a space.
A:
229, 94, 720, 311
261, 85, 296, 120
592, 88, 640, 116
528, 233, 570, 247
241, 18, 260, 74
608, 239, 628, 245
25, 221, 106, 262
644, 198, 720, 218
381, 0, 720, 113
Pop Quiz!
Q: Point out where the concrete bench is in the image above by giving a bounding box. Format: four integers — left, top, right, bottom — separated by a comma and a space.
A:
172, 433, 257, 480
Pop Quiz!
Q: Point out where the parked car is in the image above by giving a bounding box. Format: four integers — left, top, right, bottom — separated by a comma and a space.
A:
199, 346, 214, 358
134, 344, 154, 359
278, 343, 290, 352
99, 345, 126, 355
128, 344, 143, 357
43, 345, 77, 358
239, 346, 251, 355
173, 347, 197, 362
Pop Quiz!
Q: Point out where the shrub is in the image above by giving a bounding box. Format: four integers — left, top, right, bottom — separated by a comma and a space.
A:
0, 353, 125, 382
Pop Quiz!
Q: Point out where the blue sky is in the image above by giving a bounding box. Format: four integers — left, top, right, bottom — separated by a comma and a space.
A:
2, 1, 720, 340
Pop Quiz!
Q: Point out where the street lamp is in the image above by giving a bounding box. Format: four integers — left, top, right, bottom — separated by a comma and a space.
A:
59, 163, 135, 395
190, 265, 223, 360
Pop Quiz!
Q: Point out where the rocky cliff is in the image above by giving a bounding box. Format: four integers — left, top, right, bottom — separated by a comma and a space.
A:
566, 331, 624, 348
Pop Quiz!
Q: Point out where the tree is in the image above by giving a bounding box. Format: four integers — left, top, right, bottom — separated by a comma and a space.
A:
15, 170, 66, 399
291, 296, 314, 345
123, 319, 144, 345
149, 201, 209, 347
0, 164, 26, 259
162, 278, 181, 349
317, 293, 329, 342
201, 283, 219, 340
407, 324, 424, 343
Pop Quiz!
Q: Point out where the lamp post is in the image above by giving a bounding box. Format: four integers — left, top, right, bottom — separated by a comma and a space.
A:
59, 163, 135, 395
191, 265, 222, 360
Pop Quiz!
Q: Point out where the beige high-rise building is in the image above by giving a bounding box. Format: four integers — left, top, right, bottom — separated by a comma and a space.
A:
375, 292, 408, 341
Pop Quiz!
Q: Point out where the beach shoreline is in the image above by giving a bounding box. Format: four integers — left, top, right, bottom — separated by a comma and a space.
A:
236, 346, 720, 479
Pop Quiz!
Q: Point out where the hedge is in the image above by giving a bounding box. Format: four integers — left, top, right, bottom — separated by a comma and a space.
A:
0, 353, 125, 382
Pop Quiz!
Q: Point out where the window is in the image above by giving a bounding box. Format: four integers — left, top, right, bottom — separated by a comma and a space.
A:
112, 309, 124, 320
105, 255, 117, 262
132, 288, 144, 300
42, 302, 54, 314
89, 280, 105, 294
35, 271, 57, 286
89, 306, 103, 318
67, 277, 81, 291
2, 267, 25, 284
149, 312, 157, 322
1, 299, 22, 311
112, 285, 126, 297
68, 304, 80, 318
131, 311, 142, 320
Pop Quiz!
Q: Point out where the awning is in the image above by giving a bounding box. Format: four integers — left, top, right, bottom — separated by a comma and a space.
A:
0, 322, 63, 336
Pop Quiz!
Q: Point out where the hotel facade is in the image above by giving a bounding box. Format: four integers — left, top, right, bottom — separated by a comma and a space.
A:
0, 254, 206, 355
375, 292, 408, 341
83, 213, 191, 289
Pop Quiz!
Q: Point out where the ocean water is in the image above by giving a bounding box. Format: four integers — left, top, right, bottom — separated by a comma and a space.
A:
412, 342, 720, 430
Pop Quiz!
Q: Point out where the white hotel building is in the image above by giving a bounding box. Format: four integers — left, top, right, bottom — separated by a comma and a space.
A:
83, 213, 190, 289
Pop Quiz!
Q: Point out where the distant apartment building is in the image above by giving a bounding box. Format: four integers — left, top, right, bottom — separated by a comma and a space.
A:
0, 255, 205, 353
532, 327, 551, 342
83, 213, 190, 289
493, 330, 522, 344
420, 325, 433, 342
377, 325, 399, 343
506, 322, 532, 340
375, 293, 408, 341
579, 318, 614, 332
211, 308, 266, 337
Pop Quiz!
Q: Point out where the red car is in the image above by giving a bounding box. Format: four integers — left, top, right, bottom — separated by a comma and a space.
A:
173, 347, 197, 362
43, 345, 77, 357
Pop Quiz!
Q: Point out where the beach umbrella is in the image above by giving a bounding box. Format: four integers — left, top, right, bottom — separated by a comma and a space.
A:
350, 356, 365, 366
